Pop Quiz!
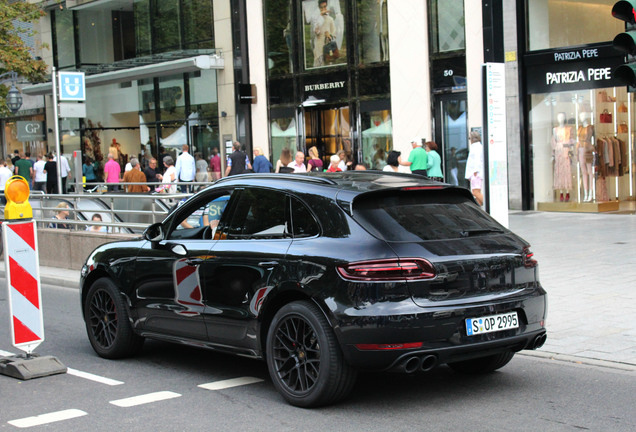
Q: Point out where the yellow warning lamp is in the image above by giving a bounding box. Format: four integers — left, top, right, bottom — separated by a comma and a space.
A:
4, 176, 33, 220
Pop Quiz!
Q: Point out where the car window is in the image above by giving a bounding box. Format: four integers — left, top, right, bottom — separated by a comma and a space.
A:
224, 188, 290, 239
352, 189, 505, 241
291, 197, 319, 238
169, 193, 231, 239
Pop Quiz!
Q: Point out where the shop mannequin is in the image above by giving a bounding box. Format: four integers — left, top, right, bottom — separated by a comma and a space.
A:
577, 111, 594, 202
552, 112, 574, 202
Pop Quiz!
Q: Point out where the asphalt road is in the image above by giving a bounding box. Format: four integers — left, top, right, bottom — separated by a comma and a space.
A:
0, 282, 635, 431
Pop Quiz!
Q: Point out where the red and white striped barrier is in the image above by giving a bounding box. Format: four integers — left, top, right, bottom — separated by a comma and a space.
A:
2, 220, 44, 354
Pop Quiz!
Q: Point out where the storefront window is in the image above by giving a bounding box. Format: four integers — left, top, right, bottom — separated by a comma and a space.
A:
530, 87, 634, 209
356, 0, 389, 64
527, 0, 623, 51
302, 0, 347, 70
271, 115, 298, 168
360, 107, 392, 170
3, 116, 48, 162
429, 0, 465, 54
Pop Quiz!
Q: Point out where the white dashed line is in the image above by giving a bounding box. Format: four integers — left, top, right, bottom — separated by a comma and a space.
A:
8, 409, 87, 428
0, 349, 15, 356
110, 391, 181, 407
198, 376, 264, 391
67, 368, 124, 386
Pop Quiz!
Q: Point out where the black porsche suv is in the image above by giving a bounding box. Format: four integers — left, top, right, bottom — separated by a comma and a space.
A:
80, 172, 547, 407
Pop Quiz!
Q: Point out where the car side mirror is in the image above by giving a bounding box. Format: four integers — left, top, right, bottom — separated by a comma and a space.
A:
143, 222, 163, 242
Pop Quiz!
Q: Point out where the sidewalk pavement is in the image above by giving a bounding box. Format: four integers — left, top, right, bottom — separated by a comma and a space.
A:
1, 211, 635, 369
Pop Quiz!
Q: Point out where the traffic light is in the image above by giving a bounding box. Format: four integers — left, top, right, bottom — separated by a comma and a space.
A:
613, 1, 636, 86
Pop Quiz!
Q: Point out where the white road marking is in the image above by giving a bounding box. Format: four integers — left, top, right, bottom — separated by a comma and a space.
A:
0, 349, 15, 356
198, 376, 264, 391
8, 409, 87, 428
67, 368, 124, 386
110, 391, 181, 407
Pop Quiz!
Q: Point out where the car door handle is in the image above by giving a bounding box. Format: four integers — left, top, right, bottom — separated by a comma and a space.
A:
258, 261, 279, 268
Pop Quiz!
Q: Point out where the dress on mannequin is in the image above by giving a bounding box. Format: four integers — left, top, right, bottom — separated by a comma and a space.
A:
552, 113, 574, 201
577, 113, 594, 202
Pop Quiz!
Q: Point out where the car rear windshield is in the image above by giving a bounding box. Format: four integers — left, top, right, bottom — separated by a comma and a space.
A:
352, 189, 506, 241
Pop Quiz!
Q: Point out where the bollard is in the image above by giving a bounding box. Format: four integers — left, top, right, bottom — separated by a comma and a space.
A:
0, 176, 66, 380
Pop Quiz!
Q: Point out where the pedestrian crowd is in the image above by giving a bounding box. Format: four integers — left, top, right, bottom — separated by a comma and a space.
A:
1, 131, 484, 206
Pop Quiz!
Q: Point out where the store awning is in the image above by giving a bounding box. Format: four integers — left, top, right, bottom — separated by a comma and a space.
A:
22, 54, 224, 96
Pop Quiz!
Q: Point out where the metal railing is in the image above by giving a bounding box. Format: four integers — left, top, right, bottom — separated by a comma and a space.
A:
19, 185, 205, 233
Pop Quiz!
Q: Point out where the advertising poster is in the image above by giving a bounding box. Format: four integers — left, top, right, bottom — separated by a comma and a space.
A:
302, 0, 346, 69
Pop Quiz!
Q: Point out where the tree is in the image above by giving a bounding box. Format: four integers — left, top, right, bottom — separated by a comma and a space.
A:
0, 1, 48, 115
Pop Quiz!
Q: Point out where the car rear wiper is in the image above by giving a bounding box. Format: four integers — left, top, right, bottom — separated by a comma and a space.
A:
459, 228, 504, 237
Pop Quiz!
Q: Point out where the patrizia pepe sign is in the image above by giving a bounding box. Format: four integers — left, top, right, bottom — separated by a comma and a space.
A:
525, 44, 623, 93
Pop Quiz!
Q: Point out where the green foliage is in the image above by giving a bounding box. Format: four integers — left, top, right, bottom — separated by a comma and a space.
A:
0, 0, 49, 115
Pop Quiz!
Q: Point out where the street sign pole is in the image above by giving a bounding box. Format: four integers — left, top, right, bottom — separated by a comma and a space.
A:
51, 66, 63, 194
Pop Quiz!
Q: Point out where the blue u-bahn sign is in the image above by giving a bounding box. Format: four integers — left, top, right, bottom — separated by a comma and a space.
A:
58, 72, 86, 101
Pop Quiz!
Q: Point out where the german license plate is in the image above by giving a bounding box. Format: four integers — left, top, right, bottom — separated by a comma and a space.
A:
466, 312, 518, 336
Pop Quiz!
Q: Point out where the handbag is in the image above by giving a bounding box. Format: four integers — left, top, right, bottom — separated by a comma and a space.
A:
323, 36, 339, 62
618, 102, 628, 113
618, 121, 628, 133
599, 109, 612, 123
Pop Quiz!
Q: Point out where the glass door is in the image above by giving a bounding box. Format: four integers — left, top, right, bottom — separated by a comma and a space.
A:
434, 92, 468, 186
303, 105, 351, 168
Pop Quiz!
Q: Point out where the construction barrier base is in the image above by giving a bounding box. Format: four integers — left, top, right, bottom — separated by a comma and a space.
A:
0, 354, 67, 380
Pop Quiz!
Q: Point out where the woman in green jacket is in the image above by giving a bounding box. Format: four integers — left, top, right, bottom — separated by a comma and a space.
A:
425, 141, 443, 182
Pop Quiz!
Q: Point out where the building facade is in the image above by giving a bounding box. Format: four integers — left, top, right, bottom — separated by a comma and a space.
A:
4, 1, 529, 208
4, 1, 633, 212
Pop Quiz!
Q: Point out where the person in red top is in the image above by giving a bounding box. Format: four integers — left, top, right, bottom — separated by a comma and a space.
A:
326, 154, 341, 172
209, 147, 221, 180
104, 153, 121, 192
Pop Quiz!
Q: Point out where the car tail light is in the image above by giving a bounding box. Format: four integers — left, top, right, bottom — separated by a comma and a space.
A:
355, 342, 423, 350
523, 246, 537, 268
401, 186, 443, 191
337, 258, 436, 281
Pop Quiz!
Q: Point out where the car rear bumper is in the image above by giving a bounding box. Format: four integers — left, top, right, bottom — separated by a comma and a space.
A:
330, 292, 547, 371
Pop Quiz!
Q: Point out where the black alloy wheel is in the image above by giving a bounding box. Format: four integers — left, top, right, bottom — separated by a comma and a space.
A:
266, 301, 357, 407
84, 277, 144, 359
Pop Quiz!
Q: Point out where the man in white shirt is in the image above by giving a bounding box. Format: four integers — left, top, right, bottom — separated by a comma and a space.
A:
0, 160, 14, 204
464, 131, 484, 206
33, 154, 47, 192
57, 154, 71, 194
288, 151, 307, 173
175, 144, 196, 193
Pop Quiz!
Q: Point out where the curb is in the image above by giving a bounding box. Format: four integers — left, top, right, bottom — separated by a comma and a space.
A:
520, 350, 636, 371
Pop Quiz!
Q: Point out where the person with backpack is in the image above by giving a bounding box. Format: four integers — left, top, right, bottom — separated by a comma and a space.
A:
225, 141, 252, 176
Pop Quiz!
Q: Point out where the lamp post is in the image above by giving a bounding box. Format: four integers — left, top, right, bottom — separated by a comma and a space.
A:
0, 71, 23, 114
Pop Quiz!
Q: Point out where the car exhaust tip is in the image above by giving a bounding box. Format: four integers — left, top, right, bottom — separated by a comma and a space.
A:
419, 354, 437, 372
403, 356, 421, 374
532, 333, 547, 350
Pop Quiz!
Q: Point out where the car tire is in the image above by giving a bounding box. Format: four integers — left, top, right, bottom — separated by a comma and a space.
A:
447, 351, 515, 374
84, 277, 144, 359
265, 300, 357, 408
